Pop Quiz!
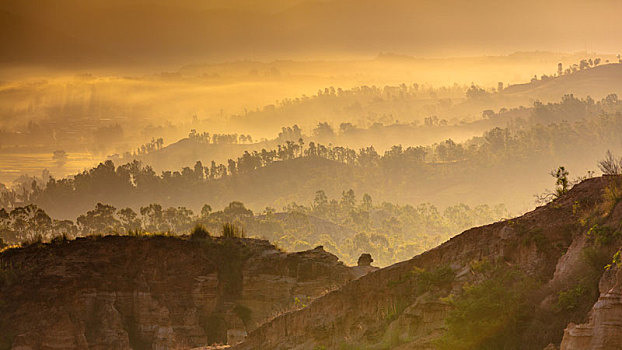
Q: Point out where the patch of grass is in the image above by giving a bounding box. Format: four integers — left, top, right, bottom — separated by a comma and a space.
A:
127, 229, 144, 236
555, 284, 588, 312
222, 222, 244, 238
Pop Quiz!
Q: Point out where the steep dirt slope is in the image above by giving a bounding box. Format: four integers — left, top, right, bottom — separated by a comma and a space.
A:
0, 236, 362, 349
235, 176, 622, 350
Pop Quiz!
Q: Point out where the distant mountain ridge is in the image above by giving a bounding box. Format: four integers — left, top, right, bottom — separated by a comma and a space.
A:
503, 63, 622, 101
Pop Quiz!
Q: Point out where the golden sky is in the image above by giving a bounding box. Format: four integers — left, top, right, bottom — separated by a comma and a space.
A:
1, 0, 621, 67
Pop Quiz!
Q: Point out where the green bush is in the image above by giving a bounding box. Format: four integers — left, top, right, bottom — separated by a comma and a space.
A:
437, 267, 536, 350
190, 224, 210, 240
413, 265, 455, 295
556, 284, 588, 311
586, 224, 619, 246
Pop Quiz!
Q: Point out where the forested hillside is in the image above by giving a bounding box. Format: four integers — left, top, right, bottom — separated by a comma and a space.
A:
0, 192, 507, 266
2, 92, 621, 266
2, 92, 619, 217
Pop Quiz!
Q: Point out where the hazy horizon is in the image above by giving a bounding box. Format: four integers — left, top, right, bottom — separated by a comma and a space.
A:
2, 0, 622, 254
1, 0, 622, 69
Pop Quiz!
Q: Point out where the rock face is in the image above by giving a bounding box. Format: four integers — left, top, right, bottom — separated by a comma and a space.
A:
0, 236, 359, 349
233, 176, 622, 350
560, 267, 622, 350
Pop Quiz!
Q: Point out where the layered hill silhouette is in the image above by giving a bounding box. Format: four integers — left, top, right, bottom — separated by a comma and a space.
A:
502, 63, 622, 102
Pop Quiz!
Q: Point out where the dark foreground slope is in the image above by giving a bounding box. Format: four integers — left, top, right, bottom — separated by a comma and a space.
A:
235, 176, 622, 350
0, 236, 368, 349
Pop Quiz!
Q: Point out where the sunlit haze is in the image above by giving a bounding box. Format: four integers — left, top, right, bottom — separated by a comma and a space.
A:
2, 2, 622, 349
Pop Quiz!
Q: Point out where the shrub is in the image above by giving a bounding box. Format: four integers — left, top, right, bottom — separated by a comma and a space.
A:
189, 224, 210, 240
413, 265, 455, 295
603, 177, 622, 213
437, 267, 536, 350
556, 284, 588, 311
50, 234, 70, 245
222, 223, 244, 238
470, 258, 494, 276
598, 150, 622, 175
20, 234, 43, 248
586, 224, 619, 246
128, 229, 143, 236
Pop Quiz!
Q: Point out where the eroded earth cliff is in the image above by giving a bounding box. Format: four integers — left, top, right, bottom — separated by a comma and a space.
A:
0, 236, 362, 349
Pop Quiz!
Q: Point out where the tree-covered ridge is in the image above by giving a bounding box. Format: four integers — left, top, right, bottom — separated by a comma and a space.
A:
228, 61, 619, 132
0, 94, 618, 215
0, 189, 507, 266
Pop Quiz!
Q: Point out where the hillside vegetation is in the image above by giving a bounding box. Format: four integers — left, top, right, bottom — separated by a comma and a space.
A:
1, 92, 620, 219
0, 190, 507, 266
234, 175, 622, 350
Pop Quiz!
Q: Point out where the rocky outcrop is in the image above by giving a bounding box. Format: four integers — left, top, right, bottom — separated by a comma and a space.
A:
560, 266, 622, 350
0, 236, 362, 349
233, 176, 622, 350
